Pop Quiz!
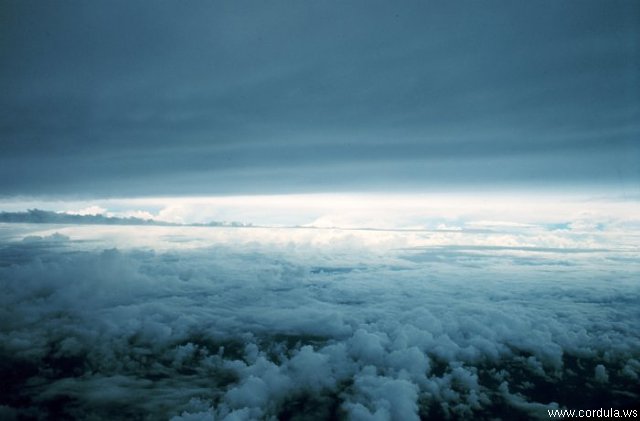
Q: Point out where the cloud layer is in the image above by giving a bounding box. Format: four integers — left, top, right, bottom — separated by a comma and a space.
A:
1, 1, 639, 196
0, 223, 638, 419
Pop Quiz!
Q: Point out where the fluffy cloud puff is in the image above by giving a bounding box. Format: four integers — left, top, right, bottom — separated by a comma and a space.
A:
0, 226, 638, 420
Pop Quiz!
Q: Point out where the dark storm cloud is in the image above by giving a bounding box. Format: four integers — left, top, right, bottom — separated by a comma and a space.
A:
1, 0, 638, 196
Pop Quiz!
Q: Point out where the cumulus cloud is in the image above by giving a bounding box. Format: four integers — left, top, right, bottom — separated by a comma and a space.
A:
0, 223, 638, 419
65, 205, 108, 216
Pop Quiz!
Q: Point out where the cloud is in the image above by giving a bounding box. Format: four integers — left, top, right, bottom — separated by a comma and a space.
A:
3, 192, 639, 230
0, 209, 252, 228
0, 209, 169, 226
0, 1, 638, 196
0, 223, 638, 419
65, 205, 108, 216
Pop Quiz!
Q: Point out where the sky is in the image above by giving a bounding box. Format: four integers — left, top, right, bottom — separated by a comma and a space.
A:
1, 4, 640, 417
1, 0, 639, 199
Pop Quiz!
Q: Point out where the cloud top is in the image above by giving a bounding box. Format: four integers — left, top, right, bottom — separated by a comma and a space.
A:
0, 223, 638, 419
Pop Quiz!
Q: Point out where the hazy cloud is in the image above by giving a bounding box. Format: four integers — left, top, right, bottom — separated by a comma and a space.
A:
1, 0, 638, 197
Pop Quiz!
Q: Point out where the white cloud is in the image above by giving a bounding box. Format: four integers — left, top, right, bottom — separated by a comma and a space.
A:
0, 218, 638, 419
109, 210, 157, 221
2, 192, 639, 229
64, 205, 107, 216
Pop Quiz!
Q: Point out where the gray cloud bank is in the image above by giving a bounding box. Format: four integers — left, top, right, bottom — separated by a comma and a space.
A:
0, 209, 170, 226
1, 0, 639, 197
0, 209, 251, 228
0, 226, 638, 419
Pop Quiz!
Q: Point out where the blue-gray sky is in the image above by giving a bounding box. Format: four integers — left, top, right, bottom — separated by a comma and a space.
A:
1, 0, 639, 197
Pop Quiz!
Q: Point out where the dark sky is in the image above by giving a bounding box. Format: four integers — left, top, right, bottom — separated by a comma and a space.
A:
1, 0, 639, 197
